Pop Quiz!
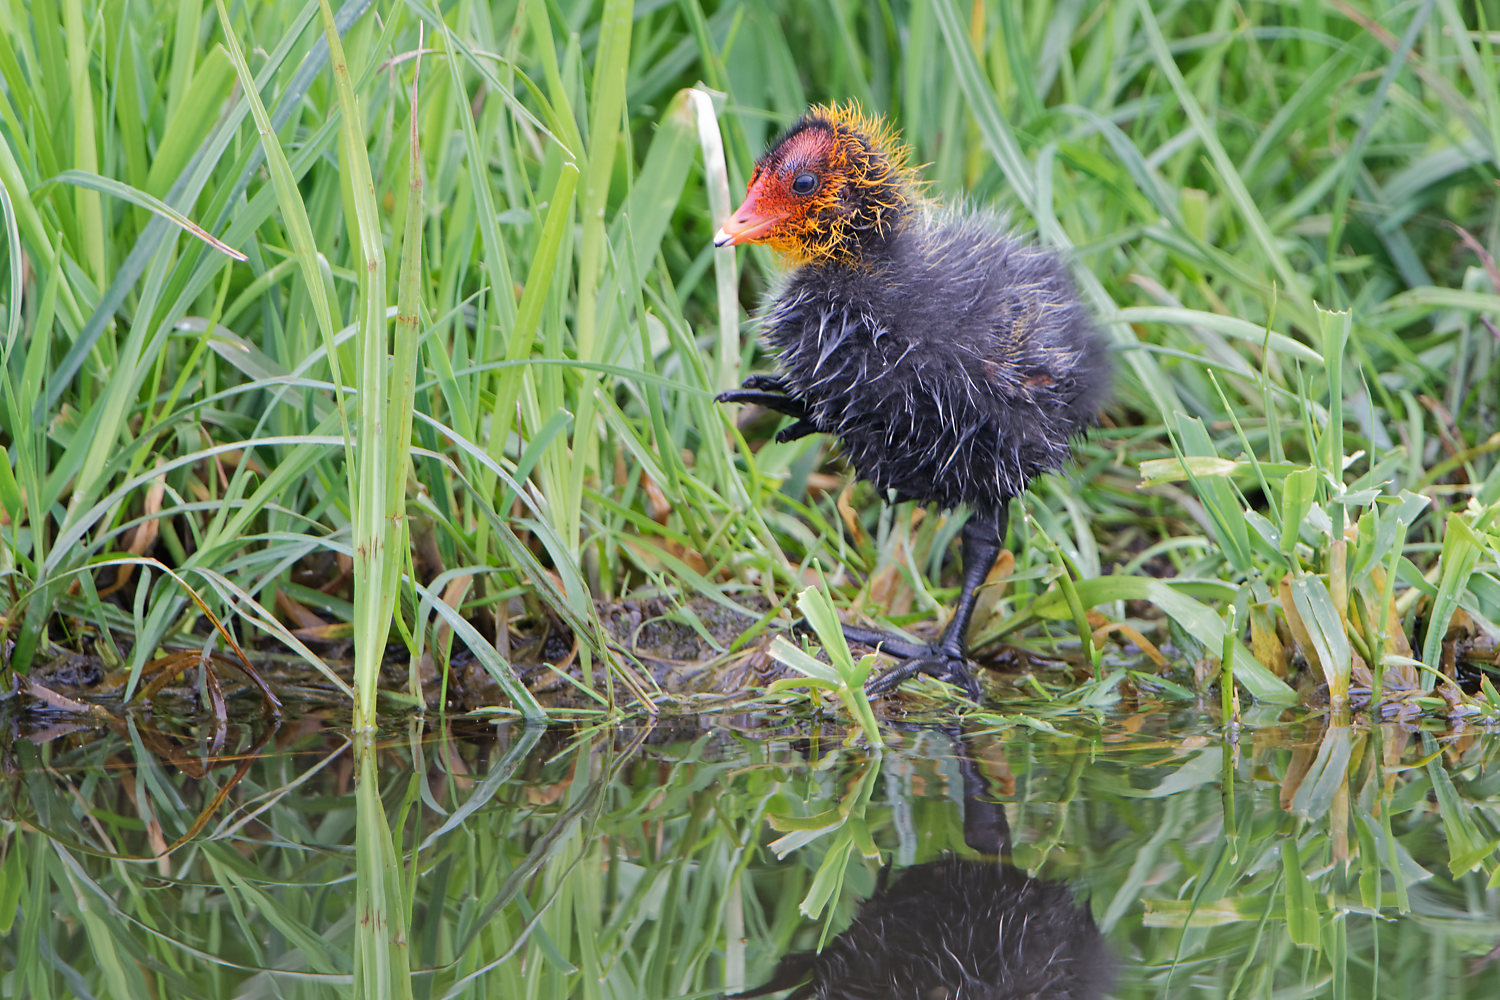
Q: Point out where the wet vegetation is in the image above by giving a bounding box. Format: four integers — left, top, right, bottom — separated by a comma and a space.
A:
1, 0, 1499, 721
5, 715, 1500, 996
3, 0, 1500, 996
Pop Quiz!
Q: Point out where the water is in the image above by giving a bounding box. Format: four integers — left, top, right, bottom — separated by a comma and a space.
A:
4, 708, 1498, 998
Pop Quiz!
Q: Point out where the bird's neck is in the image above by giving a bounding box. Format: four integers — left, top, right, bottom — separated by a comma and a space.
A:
816, 208, 911, 271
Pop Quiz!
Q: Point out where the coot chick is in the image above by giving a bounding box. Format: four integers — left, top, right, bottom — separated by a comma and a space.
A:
730, 857, 1115, 1000
715, 103, 1110, 700
727, 727, 1116, 999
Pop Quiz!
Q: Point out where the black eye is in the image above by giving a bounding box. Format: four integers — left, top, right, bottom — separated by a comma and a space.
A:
790, 171, 819, 196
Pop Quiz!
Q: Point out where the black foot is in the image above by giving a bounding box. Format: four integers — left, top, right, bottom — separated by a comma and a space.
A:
715, 373, 797, 408
774, 418, 819, 443
717, 374, 828, 440
865, 653, 982, 702
792, 619, 982, 702
714, 388, 800, 409
741, 373, 790, 393
834, 622, 932, 661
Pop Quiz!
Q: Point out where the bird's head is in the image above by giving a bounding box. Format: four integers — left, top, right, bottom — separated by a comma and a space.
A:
714, 103, 916, 265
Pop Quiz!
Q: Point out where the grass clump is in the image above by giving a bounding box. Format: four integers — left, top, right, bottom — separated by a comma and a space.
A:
0, 0, 1497, 724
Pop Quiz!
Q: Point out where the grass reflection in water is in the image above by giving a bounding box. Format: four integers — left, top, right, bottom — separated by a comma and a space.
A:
3, 713, 1499, 998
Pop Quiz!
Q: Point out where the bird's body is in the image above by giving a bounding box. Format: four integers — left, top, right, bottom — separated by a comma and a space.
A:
763, 209, 1106, 519
733, 856, 1115, 1000
716, 103, 1110, 699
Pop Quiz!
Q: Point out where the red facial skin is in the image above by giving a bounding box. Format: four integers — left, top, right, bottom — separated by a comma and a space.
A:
714, 105, 912, 265
713, 168, 789, 247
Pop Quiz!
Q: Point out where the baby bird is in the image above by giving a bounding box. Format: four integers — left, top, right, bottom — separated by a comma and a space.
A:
727, 730, 1116, 999
715, 103, 1110, 700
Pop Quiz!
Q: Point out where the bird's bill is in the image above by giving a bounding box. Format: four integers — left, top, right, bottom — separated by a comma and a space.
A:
713, 190, 786, 247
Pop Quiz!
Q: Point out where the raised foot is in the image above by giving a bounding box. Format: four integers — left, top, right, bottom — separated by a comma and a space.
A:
714, 373, 794, 406
740, 373, 789, 393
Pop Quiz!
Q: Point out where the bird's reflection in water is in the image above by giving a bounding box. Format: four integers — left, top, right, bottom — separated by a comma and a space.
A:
732, 733, 1116, 1000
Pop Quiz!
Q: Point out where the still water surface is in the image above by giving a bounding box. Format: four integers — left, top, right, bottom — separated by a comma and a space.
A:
5, 709, 1499, 997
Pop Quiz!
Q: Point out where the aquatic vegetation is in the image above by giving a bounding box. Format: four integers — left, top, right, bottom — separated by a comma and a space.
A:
3, 714, 1497, 997
0, 0, 1495, 727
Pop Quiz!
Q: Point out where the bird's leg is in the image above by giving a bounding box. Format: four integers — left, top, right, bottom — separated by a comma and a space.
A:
716, 374, 825, 441
951, 728, 1012, 858
857, 505, 1010, 702
714, 389, 809, 418
774, 419, 820, 443
935, 510, 1007, 662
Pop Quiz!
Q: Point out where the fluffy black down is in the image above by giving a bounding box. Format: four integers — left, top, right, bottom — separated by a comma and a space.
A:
735, 857, 1116, 1000
762, 210, 1110, 518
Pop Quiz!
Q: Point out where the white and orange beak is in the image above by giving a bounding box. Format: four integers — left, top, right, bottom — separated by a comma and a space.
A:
713, 180, 787, 247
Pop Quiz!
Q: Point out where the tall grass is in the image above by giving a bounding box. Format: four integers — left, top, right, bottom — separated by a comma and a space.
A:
1, 0, 1497, 722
